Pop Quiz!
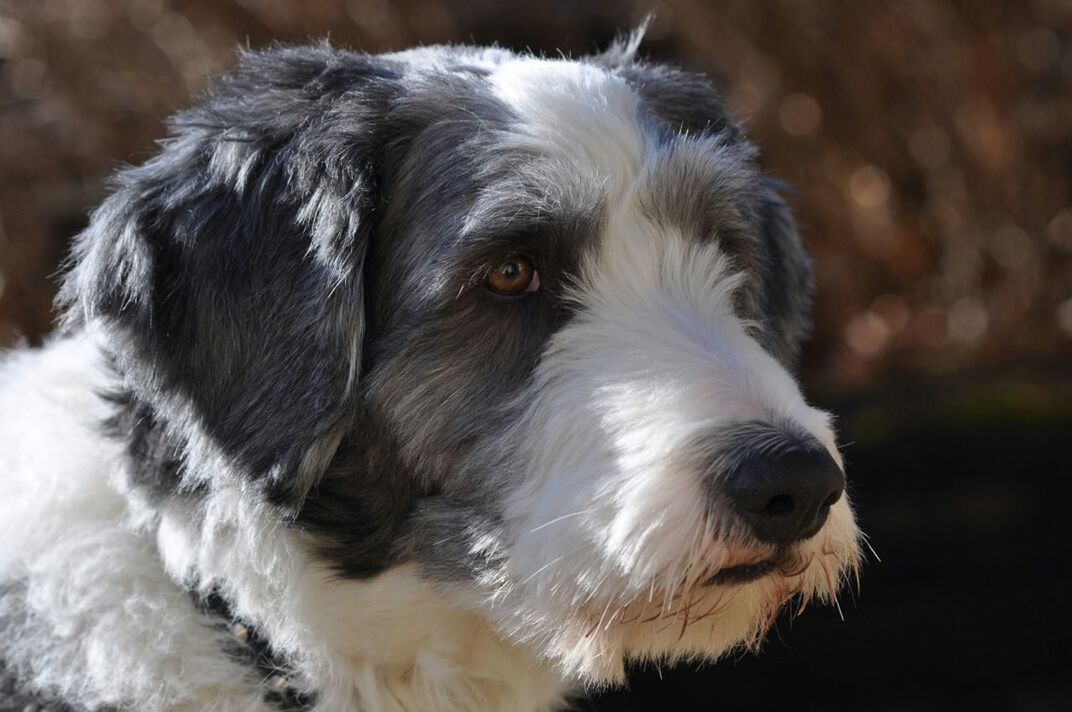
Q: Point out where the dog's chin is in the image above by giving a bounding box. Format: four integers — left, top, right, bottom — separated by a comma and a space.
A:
537, 541, 858, 684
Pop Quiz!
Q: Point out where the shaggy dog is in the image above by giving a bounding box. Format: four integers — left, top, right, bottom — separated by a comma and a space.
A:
0, 33, 860, 712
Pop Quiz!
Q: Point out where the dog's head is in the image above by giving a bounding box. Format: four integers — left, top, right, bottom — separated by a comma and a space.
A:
60, 40, 859, 683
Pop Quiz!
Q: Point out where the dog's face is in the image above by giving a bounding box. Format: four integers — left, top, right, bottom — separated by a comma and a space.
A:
61, 43, 859, 683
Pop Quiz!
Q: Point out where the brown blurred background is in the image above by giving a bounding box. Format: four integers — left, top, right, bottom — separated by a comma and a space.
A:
1, 1, 1070, 710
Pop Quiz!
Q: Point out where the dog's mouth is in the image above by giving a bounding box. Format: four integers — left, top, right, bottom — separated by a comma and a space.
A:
702, 559, 777, 586
701, 548, 803, 586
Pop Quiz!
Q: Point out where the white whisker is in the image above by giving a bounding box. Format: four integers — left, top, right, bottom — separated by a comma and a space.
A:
528, 508, 599, 533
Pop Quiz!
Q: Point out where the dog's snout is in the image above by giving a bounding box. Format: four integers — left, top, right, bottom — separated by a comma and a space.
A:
725, 445, 844, 546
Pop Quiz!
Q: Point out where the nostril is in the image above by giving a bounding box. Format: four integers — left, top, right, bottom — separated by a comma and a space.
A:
821, 490, 842, 509
763, 494, 794, 518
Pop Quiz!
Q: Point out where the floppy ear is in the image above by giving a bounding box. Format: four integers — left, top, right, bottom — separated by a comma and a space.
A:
58, 44, 402, 504
755, 182, 815, 367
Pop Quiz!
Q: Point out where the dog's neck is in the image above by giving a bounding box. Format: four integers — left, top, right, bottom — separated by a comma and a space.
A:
150, 486, 568, 711
106, 380, 566, 710
194, 591, 315, 709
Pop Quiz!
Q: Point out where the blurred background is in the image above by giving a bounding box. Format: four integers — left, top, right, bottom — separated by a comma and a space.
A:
0, 1, 1069, 709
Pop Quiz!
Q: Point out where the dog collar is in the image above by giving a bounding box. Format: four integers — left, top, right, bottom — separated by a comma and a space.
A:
195, 591, 315, 710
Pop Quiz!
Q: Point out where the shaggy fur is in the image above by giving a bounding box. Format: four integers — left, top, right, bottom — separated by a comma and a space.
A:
0, 34, 859, 712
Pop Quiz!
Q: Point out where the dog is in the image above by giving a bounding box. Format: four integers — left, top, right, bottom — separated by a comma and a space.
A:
0, 32, 860, 712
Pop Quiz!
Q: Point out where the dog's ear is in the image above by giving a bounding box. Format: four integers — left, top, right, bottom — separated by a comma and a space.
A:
58, 44, 402, 504
755, 181, 814, 367
598, 48, 743, 141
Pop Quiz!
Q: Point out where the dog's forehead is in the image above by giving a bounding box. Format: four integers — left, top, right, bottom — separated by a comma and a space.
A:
481, 58, 761, 240
488, 59, 648, 188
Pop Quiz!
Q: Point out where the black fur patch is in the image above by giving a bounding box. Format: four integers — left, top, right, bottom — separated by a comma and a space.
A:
295, 418, 420, 579
58, 44, 408, 504
102, 386, 190, 504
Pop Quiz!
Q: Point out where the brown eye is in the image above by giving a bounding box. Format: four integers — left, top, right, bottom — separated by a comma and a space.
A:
486, 257, 540, 296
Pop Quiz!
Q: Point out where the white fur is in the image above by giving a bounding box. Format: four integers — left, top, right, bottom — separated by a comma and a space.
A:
0, 334, 269, 710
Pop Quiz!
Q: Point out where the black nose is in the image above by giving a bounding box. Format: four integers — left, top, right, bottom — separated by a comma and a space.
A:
725, 445, 844, 546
